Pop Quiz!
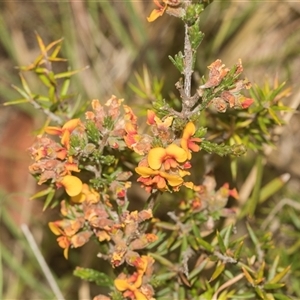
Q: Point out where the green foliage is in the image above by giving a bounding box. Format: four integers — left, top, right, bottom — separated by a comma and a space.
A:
168, 52, 185, 74
129, 67, 165, 102
201, 140, 246, 157
207, 79, 291, 152
73, 267, 113, 287
4, 34, 88, 125
85, 121, 101, 143
186, 4, 204, 20
189, 22, 205, 52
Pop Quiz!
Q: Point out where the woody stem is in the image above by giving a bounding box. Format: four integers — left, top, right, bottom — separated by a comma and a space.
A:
146, 191, 160, 211
183, 23, 193, 99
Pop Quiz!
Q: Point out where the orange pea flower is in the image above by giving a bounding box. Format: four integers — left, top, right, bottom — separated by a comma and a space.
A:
57, 236, 71, 259
65, 161, 80, 173
49, 222, 71, 259
32, 146, 47, 161
147, 0, 183, 22
49, 219, 84, 237
181, 122, 201, 160
55, 148, 68, 160
146, 110, 157, 125
71, 183, 100, 204
147, 0, 168, 22
240, 97, 254, 109
45, 118, 81, 149
124, 105, 138, 124
136, 166, 184, 191
123, 105, 143, 153
114, 256, 153, 300
220, 183, 239, 200
115, 273, 147, 300
49, 219, 90, 259
59, 175, 83, 197
147, 110, 173, 128
148, 144, 187, 170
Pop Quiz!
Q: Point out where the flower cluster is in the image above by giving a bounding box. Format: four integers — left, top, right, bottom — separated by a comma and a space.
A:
178, 175, 239, 235
107, 209, 156, 268
28, 95, 162, 263
181, 176, 238, 214
199, 59, 254, 113
28, 95, 140, 198
114, 255, 155, 300
49, 186, 156, 261
28, 120, 83, 196
85, 96, 137, 151
134, 112, 201, 192
49, 199, 91, 259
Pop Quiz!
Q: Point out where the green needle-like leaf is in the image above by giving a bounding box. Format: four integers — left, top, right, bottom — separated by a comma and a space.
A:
74, 267, 113, 287
217, 231, 227, 254
210, 262, 225, 282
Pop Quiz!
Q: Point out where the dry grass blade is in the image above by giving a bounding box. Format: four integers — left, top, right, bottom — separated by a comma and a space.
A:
21, 224, 65, 300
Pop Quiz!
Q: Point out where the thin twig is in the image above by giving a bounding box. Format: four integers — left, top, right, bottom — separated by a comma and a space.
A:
213, 251, 237, 264
180, 247, 195, 277
21, 224, 65, 300
183, 23, 193, 99
175, 80, 200, 109
27, 93, 63, 125
167, 211, 190, 234
146, 191, 160, 210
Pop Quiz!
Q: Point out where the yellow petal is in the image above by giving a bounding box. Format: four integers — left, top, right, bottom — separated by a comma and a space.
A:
133, 290, 148, 300
63, 247, 69, 260
182, 122, 196, 139
71, 192, 86, 203
62, 118, 81, 131
48, 222, 62, 235
153, 115, 174, 128
161, 116, 173, 127
44, 126, 62, 135
60, 175, 83, 197
136, 256, 149, 274
133, 273, 143, 288
61, 130, 71, 149
135, 167, 158, 177
91, 99, 101, 110
97, 230, 111, 242
178, 169, 190, 177
181, 122, 196, 159
183, 181, 195, 190
148, 147, 166, 170
160, 172, 183, 186
114, 278, 130, 291
166, 144, 187, 163
147, 8, 165, 22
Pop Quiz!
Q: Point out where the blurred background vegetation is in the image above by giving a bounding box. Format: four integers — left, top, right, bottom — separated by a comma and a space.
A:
0, 1, 300, 299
